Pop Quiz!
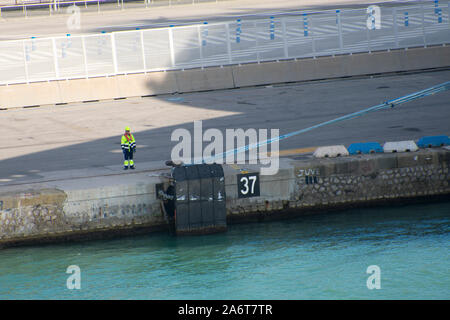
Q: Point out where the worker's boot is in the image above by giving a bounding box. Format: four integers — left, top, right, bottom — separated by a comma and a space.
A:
124, 160, 129, 170
130, 160, 135, 170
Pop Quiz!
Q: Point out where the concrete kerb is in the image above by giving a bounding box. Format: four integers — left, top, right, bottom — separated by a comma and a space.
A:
116, 72, 178, 97
345, 49, 404, 75
58, 76, 121, 103
173, 66, 235, 92
0, 81, 61, 108
308, 55, 349, 80
230, 60, 299, 88
403, 45, 450, 70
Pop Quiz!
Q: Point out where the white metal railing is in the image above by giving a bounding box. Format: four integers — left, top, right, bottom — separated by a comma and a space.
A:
0, 0, 226, 13
0, 1, 449, 86
0, 0, 223, 6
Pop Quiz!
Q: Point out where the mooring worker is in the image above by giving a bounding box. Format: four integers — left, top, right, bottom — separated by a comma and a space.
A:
121, 126, 136, 170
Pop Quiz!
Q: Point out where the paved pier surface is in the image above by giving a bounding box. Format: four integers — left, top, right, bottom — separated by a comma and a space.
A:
0, 69, 449, 186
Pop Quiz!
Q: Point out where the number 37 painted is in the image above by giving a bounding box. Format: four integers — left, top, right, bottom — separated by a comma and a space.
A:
237, 173, 260, 198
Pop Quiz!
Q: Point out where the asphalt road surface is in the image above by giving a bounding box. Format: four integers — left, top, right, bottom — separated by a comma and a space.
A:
0, 0, 414, 40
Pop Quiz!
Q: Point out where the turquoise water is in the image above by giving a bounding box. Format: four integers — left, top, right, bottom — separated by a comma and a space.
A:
0, 201, 449, 300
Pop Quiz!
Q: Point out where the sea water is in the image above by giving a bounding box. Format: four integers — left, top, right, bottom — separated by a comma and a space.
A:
0, 201, 449, 300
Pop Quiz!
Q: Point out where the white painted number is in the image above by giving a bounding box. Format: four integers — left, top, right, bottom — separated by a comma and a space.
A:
240, 176, 257, 195
249, 175, 257, 194
240, 177, 249, 195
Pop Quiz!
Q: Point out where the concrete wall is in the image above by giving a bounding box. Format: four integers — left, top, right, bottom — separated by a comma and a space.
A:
227, 149, 450, 222
1, 46, 449, 109
1, 148, 449, 248
0, 176, 166, 246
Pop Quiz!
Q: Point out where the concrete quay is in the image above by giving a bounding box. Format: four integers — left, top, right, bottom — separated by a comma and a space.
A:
1, 147, 449, 248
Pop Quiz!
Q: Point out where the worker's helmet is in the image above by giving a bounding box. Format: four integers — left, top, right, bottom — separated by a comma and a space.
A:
125, 126, 130, 131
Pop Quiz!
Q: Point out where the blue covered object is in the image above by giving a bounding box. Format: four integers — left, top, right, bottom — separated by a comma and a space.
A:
347, 142, 384, 155
417, 135, 450, 148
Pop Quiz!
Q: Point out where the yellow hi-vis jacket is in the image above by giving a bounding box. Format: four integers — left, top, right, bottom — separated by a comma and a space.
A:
121, 134, 136, 152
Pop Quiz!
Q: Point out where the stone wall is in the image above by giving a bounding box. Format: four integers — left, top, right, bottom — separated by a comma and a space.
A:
0, 180, 167, 247
295, 151, 449, 206
226, 148, 450, 220
0, 188, 67, 238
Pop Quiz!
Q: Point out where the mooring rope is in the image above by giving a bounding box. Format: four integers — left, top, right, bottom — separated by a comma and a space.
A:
202, 80, 450, 163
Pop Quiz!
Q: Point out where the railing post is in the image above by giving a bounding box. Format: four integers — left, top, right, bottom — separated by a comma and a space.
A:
236, 19, 241, 43
254, 21, 260, 63
81, 36, 89, 78
421, 3, 427, 47
140, 30, 146, 71
168, 27, 176, 68
393, 7, 398, 48
197, 25, 204, 68
303, 13, 308, 37
281, 18, 289, 58
337, 9, 343, 53
110, 33, 118, 74
22, 40, 29, 84
52, 38, 59, 79
225, 23, 232, 64
310, 15, 316, 57
448, 2, 450, 28
270, 16, 275, 40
